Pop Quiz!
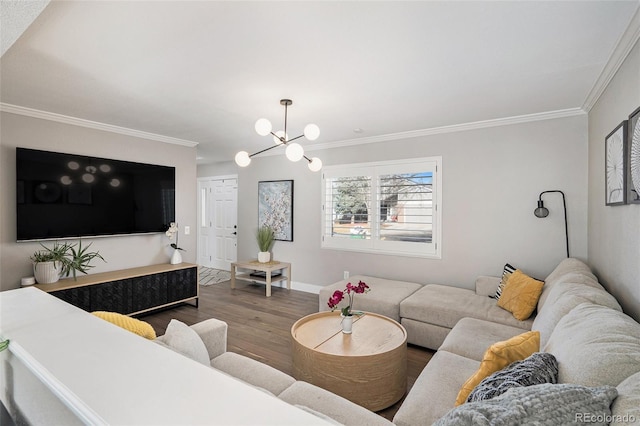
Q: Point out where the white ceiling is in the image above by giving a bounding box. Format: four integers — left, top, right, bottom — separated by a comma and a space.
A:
1, 1, 639, 164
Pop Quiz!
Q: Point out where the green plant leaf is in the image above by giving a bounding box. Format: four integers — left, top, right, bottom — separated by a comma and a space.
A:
256, 226, 275, 252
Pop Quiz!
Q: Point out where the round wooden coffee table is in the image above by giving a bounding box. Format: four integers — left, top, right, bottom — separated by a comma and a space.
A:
291, 311, 407, 411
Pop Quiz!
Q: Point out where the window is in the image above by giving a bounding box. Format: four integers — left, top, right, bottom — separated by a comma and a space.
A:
322, 157, 441, 258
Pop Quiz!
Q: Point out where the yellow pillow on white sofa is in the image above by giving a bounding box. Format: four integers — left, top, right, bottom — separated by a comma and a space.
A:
455, 330, 540, 405
497, 270, 544, 321
92, 311, 156, 340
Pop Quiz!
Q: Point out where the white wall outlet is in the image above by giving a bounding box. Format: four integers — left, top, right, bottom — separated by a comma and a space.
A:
184, 226, 190, 235
343, 271, 349, 279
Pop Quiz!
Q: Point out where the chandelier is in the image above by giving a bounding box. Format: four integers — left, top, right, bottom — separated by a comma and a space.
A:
235, 99, 323, 172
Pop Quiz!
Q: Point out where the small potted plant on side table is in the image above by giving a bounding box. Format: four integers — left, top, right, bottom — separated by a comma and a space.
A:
256, 226, 275, 263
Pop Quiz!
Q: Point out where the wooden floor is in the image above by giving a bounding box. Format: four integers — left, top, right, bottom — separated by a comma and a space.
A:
139, 280, 434, 422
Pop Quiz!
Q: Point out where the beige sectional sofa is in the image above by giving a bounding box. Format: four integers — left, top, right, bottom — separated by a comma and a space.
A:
158, 258, 640, 425
320, 258, 640, 425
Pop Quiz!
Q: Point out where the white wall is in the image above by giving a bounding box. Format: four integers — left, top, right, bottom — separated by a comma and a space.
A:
234, 115, 589, 291
588, 39, 640, 321
0, 112, 198, 291
198, 161, 237, 178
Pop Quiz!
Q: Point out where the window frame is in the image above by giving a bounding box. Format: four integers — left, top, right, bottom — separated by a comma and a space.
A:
321, 156, 442, 259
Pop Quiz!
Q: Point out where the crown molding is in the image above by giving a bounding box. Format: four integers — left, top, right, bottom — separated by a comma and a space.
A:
305, 107, 585, 152
582, 3, 640, 112
0, 103, 199, 147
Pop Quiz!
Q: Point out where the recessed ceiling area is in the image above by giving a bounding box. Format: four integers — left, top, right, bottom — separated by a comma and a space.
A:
1, 1, 639, 164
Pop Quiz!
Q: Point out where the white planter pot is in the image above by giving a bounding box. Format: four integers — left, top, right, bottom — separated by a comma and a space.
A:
341, 314, 353, 334
258, 251, 271, 263
170, 249, 183, 265
33, 261, 62, 284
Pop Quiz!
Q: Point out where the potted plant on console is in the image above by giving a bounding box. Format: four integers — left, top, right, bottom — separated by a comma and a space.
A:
31, 240, 105, 284
30, 241, 70, 284
256, 226, 275, 263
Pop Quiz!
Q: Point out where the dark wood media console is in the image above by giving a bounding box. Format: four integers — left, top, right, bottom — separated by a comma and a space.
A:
32, 263, 198, 316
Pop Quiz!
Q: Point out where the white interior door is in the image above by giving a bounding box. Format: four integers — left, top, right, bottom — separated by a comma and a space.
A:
212, 178, 238, 270
197, 176, 238, 270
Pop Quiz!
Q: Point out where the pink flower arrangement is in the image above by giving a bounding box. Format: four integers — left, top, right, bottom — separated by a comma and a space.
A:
327, 280, 370, 317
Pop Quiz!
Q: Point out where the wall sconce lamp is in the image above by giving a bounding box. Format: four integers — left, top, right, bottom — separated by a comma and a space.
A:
534, 190, 569, 258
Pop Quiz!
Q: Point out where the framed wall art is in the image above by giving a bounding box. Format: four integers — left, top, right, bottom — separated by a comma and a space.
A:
258, 180, 293, 241
627, 106, 640, 204
605, 121, 627, 206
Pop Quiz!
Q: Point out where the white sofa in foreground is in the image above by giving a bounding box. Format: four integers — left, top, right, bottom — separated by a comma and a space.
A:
155, 318, 393, 426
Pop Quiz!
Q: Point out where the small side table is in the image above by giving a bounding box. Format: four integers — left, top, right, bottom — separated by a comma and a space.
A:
230, 260, 291, 297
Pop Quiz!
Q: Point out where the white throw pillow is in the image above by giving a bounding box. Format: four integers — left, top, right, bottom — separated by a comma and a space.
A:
162, 319, 210, 366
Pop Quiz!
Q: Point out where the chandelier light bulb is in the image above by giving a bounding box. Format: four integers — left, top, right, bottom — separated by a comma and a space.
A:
304, 123, 320, 141
308, 157, 323, 172
273, 130, 287, 145
285, 143, 304, 162
255, 118, 272, 136
234, 151, 251, 167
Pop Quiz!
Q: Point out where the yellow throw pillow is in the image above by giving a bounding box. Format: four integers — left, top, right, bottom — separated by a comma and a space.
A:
92, 311, 157, 340
455, 330, 540, 406
497, 270, 544, 321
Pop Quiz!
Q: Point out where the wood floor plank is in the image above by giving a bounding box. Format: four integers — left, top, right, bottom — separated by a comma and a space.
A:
139, 279, 434, 421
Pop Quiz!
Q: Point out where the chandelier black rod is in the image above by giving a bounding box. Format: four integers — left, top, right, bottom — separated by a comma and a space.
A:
249, 144, 282, 158
284, 102, 289, 140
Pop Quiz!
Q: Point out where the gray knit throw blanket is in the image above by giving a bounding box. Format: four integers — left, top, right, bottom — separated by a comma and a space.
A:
468, 352, 559, 403
435, 383, 618, 426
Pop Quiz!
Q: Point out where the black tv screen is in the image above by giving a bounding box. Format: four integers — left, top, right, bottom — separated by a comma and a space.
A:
16, 148, 175, 241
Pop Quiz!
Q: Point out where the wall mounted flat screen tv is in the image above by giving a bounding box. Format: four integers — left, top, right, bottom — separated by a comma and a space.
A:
16, 148, 175, 242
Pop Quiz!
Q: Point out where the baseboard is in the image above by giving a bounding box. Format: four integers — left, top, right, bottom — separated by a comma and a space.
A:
269, 280, 323, 295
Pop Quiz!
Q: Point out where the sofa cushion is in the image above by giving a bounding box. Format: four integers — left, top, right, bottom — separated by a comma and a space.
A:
455, 330, 540, 405
475, 275, 501, 298
439, 318, 526, 361
393, 350, 480, 426
161, 319, 210, 366
401, 285, 533, 332
612, 372, 640, 423
538, 258, 598, 311
435, 384, 618, 426
532, 282, 622, 347
212, 352, 295, 395
496, 270, 544, 321
401, 318, 451, 350
319, 275, 422, 322
279, 381, 394, 426
544, 303, 640, 387
467, 352, 558, 403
